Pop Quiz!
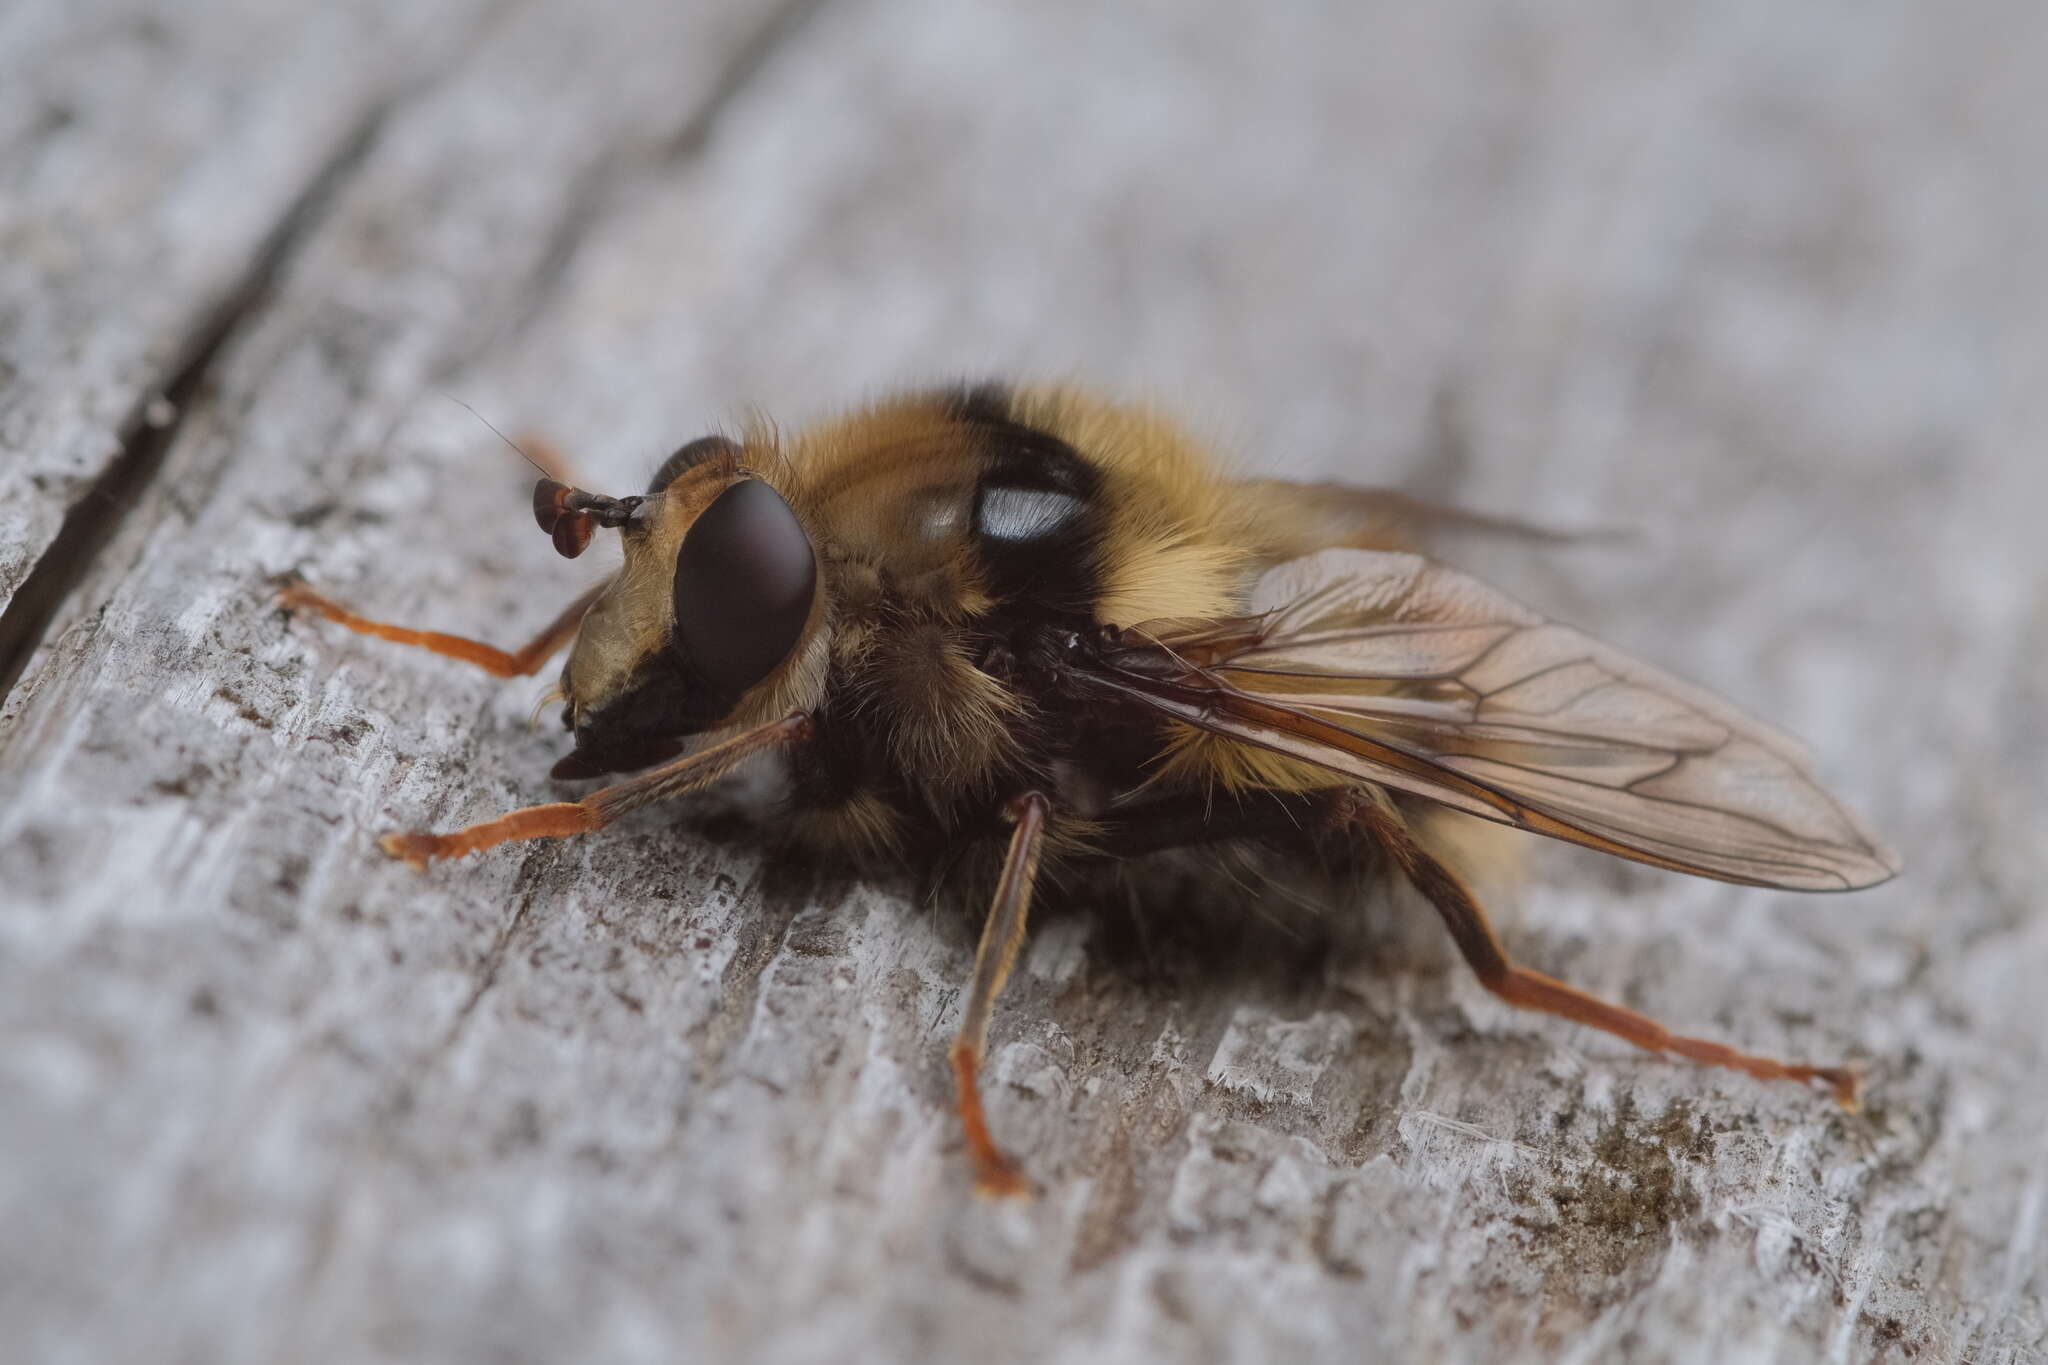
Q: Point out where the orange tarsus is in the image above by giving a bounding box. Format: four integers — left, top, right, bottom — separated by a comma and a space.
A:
951, 1042, 1033, 1200
945, 791, 1051, 1200
276, 581, 599, 679
1351, 792, 1866, 1112
1487, 966, 1866, 1110
375, 714, 812, 868
379, 803, 597, 868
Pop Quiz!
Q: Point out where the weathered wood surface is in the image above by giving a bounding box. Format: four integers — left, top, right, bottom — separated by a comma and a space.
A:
2, 2, 2044, 1361
0, 0, 503, 632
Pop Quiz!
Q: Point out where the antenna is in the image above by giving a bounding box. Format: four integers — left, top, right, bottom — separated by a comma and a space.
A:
447, 395, 554, 480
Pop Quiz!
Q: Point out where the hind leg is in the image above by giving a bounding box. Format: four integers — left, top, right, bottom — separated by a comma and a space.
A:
1344, 789, 1859, 1108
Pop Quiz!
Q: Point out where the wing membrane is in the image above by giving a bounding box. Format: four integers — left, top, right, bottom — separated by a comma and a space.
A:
1087, 549, 1898, 891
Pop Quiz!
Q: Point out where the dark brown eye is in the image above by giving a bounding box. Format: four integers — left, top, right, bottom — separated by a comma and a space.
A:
672, 479, 817, 698
648, 435, 740, 495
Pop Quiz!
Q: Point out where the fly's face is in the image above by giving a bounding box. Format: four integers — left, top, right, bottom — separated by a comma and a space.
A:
545, 436, 820, 779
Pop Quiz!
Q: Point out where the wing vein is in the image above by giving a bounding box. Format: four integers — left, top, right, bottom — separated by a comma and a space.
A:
1083, 547, 1898, 892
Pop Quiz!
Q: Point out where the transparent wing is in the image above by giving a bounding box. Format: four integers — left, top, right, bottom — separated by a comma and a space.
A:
1083, 548, 1899, 892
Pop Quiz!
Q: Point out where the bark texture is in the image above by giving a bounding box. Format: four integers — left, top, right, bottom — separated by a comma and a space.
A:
3, 2, 2044, 1362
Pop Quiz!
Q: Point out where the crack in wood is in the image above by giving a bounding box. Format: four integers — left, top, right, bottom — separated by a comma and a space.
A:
0, 106, 394, 703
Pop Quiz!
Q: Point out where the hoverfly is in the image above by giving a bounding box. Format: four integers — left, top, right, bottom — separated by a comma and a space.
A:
281, 383, 1898, 1195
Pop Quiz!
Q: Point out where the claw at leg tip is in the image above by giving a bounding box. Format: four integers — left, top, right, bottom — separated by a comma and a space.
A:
973, 1163, 1036, 1202
378, 832, 437, 869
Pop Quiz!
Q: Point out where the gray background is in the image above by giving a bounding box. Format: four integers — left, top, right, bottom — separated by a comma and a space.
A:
2, 1, 2043, 1361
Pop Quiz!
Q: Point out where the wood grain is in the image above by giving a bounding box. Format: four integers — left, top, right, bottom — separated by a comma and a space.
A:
0, 0, 500, 633
3, 2, 2044, 1362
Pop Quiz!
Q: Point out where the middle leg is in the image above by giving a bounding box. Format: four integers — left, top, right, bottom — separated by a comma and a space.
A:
950, 791, 1051, 1199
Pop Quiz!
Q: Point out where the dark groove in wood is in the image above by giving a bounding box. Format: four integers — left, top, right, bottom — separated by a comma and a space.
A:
0, 108, 396, 704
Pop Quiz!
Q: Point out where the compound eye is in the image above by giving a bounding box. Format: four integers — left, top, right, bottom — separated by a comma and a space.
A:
671, 479, 817, 698
648, 435, 740, 495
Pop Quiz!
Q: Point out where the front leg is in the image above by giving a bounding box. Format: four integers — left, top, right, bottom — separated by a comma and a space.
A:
279, 579, 606, 679
383, 713, 812, 866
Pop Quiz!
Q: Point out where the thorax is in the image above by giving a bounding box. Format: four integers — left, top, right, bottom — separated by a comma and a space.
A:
774, 386, 1260, 863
